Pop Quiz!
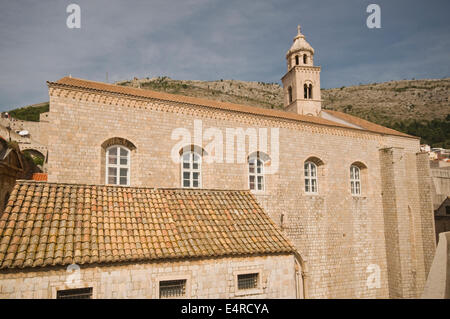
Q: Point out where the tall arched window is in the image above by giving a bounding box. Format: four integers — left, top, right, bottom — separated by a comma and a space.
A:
288, 86, 293, 103
106, 145, 130, 186
303, 54, 307, 64
182, 151, 201, 188
308, 84, 313, 99
304, 84, 308, 99
249, 157, 264, 191
295, 55, 299, 65
304, 161, 318, 193
350, 165, 361, 195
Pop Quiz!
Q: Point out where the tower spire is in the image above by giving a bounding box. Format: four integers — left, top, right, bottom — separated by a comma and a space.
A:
281, 25, 322, 116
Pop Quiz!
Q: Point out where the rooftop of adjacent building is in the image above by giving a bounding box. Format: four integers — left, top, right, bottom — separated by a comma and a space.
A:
0, 180, 295, 270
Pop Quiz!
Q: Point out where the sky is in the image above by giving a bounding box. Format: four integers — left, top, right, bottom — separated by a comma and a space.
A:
0, 0, 449, 111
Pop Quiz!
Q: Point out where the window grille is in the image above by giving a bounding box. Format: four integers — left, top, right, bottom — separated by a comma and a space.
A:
249, 158, 264, 191
237, 273, 258, 290
304, 161, 318, 193
56, 287, 93, 299
181, 151, 201, 188
159, 279, 186, 298
106, 145, 130, 186
350, 165, 361, 195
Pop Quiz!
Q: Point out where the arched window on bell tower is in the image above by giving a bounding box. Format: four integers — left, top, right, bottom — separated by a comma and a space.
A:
295, 55, 299, 65
304, 84, 308, 99
288, 86, 293, 103
308, 84, 313, 99
303, 54, 307, 64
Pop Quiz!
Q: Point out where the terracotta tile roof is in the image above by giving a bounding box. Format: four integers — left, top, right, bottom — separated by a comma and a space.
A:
0, 181, 294, 270
32, 173, 47, 181
48, 77, 415, 139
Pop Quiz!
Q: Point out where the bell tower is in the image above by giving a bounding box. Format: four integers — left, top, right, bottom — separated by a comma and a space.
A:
281, 25, 322, 116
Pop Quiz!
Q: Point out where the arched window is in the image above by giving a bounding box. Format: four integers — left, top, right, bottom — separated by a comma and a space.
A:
304, 161, 318, 193
288, 86, 293, 103
350, 165, 361, 195
308, 84, 313, 99
106, 145, 130, 186
295, 55, 299, 65
304, 84, 308, 99
303, 54, 307, 64
249, 157, 264, 191
181, 151, 201, 188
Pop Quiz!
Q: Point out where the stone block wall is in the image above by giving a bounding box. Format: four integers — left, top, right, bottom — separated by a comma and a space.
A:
44, 86, 434, 298
379, 148, 436, 298
0, 254, 296, 299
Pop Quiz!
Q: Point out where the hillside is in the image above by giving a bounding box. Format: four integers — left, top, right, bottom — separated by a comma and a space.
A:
7, 102, 49, 122
6, 77, 450, 147
116, 76, 450, 147
116, 77, 450, 124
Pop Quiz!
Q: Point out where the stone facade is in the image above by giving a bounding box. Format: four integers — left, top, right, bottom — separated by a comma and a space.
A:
429, 167, 450, 242
431, 168, 450, 210
43, 80, 436, 298
0, 254, 297, 299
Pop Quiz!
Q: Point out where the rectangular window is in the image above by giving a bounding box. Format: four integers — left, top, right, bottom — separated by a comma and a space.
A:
237, 273, 258, 290
56, 287, 93, 299
248, 158, 264, 191
159, 279, 186, 298
181, 152, 201, 189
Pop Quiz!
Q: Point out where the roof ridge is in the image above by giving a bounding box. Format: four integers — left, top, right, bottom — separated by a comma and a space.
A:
47, 76, 418, 139
49, 78, 338, 124
14, 179, 252, 192
323, 109, 416, 139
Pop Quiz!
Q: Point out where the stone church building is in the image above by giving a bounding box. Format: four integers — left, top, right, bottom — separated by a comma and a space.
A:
0, 27, 436, 298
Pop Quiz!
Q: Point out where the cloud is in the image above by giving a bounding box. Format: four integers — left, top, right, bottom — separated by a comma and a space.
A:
0, 0, 449, 111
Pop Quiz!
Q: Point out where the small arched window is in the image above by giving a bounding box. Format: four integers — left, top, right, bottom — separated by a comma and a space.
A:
304, 84, 308, 99
106, 145, 130, 186
304, 162, 318, 193
288, 86, 293, 103
350, 165, 361, 195
295, 55, 299, 65
249, 157, 264, 191
303, 54, 307, 64
182, 151, 201, 188
308, 84, 313, 99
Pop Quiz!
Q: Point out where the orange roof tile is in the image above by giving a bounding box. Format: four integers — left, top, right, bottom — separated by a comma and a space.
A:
0, 181, 294, 269
31, 173, 47, 181
48, 77, 415, 139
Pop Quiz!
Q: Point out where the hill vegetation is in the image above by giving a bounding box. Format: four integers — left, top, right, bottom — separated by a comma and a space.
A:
7, 102, 49, 122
